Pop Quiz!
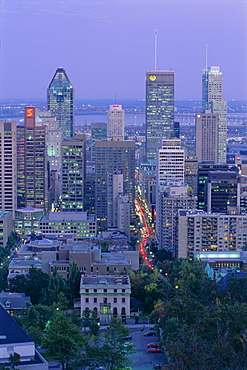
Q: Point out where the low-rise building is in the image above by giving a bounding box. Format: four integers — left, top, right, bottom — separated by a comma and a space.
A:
39, 212, 97, 241
80, 275, 131, 322
0, 305, 48, 369
0, 292, 30, 316
8, 259, 42, 281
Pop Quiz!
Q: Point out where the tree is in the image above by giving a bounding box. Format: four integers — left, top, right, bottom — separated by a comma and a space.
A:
85, 318, 134, 370
46, 269, 67, 305
67, 261, 81, 303
42, 311, 84, 370
9, 267, 50, 305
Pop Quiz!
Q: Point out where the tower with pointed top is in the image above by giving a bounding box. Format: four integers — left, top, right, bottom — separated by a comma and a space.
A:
47, 68, 74, 140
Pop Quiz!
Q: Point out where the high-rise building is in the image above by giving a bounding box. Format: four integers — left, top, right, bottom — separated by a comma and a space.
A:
47, 68, 74, 140
195, 112, 219, 163
185, 156, 198, 195
107, 172, 123, 228
0, 121, 17, 215
17, 107, 48, 212
107, 105, 124, 141
38, 110, 62, 171
61, 135, 86, 212
146, 70, 174, 164
157, 138, 185, 185
91, 122, 107, 162
156, 184, 197, 251
202, 66, 227, 163
197, 162, 229, 210
95, 140, 135, 226
178, 210, 247, 258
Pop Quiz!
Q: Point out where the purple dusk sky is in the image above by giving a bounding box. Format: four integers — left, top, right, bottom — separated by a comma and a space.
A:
0, 0, 246, 101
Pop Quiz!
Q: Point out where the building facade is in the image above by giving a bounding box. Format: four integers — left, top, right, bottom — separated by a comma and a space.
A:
0, 121, 17, 215
47, 67, 74, 140
80, 275, 131, 321
17, 107, 48, 212
178, 209, 247, 258
195, 112, 219, 163
61, 135, 86, 212
202, 66, 227, 163
146, 70, 174, 164
107, 105, 125, 141
95, 140, 135, 225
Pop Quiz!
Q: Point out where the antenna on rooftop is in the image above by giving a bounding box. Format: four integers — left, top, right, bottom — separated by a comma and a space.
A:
154, 30, 158, 70
206, 44, 208, 70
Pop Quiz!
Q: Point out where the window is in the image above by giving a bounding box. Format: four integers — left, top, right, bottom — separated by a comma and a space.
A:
114, 298, 117, 303
85, 298, 89, 303
114, 289, 117, 293
85, 289, 89, 293
94, 298, 97, 303
122, 289, 125, 293
122, 298, 125, 303
94, 289, 97, 293
104, 289, 107, 293
103, 298, 107, 304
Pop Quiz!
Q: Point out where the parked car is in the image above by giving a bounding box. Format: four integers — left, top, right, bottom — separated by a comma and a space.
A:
125, 334, 132, 340
147, 342, 161, 348
153, 364, 161, 369
144, 330, 156, 336
148, 348, 161, 353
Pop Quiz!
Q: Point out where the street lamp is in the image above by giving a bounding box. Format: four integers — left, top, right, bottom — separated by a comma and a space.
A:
144, 315, 150, 326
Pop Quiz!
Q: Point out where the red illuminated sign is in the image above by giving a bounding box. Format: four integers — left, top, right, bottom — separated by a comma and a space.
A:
25, 108, 34, 118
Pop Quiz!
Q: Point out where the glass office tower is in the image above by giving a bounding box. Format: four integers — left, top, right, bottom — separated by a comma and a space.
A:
47, 68, 74, 140
202, 66, 227, 163
145, 70, 174, 164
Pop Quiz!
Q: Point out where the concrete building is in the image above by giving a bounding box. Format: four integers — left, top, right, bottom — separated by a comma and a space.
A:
39, 211, 97, 241
107, 172, 124, 228
156, 184, 197, 251
15, 206, 44, 236
185, 156, 198, 195
157, 138, 185, 185
146, 70, 174, 164
117, 195, 131, 240
38, 110, 62, 172
8, 259, 42, 280
0, 121, 17, 215
47, 67, 74, 140
17, 107, 48, 213
95, 140, 135, 225
178, 209, 247, 258
202, 66, 227, 163
107, 105, 125, 141
80, 275, 131, 321
61, 135, 86, 212
196, 112, 219, 163
0, 210, 13, 248
0, 305, 48, 369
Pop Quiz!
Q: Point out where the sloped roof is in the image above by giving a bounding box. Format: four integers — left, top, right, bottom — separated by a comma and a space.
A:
0, 305, 33, 344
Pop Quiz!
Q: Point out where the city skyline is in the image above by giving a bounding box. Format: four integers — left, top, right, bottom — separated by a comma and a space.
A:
0, 0, 246, 101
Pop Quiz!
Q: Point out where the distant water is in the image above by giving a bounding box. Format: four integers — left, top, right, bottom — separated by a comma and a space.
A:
75, 114, 145, 126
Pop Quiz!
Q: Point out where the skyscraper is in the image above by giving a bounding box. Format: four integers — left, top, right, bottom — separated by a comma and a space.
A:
47, 68, 74, 140
17, 107, 48, 212
195, 112, 219, 163
0, 121, 17, 215
146, 70, 174, 164
61, 135, 86, 212
95, 140, 135, 226
107, 105, 125, 140
202, 66, 227, 163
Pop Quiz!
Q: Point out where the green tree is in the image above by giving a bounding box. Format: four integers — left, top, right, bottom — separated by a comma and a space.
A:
9, 267, 50, 305
42, 311, 84, 370
47, 269, 67, 305
67, 261, 81, 303
85, 318, 134, 370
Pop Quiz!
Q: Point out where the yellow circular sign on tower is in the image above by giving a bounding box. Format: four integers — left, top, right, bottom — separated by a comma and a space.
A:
149, 75, 157, 81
